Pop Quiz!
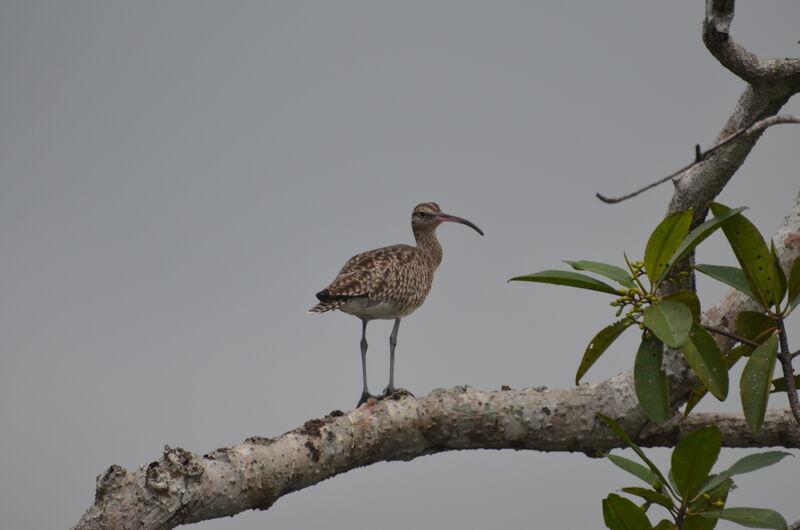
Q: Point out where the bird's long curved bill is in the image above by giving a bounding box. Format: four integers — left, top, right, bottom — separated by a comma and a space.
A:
436, 213, 484, 236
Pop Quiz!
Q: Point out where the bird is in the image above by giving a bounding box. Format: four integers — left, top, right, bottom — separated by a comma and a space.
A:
309, 202, 484, 407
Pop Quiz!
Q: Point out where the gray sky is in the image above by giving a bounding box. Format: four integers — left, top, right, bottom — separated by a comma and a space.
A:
2, 2, 799, 529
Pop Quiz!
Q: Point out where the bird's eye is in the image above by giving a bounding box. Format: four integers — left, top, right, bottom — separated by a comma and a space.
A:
415, 211, 427, 218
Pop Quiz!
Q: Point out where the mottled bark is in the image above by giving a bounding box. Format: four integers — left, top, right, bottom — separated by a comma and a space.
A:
73, 388, 800, 530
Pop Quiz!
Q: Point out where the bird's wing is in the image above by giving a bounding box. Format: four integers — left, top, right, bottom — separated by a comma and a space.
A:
325, 244, 415, 299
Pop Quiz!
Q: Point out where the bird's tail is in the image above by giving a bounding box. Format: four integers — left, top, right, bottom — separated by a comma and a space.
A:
307, 300, 344, 314
308, 289, 346, 314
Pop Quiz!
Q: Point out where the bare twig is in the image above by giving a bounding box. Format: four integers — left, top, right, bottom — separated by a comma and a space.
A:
702, 324, 759, 349
597, 115, 800, 204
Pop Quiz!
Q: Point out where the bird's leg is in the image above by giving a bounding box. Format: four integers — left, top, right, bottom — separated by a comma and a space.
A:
382, 318, 401, 397
357, 319, 375, 407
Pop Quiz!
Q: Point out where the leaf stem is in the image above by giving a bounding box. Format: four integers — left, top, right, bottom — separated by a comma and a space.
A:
624, 253, 650, 295
701, 325, 759, 349
675, 504, 687, 528
775, 317, 800, 426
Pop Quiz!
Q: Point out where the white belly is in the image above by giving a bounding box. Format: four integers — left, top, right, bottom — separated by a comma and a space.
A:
340, 298, 409, 320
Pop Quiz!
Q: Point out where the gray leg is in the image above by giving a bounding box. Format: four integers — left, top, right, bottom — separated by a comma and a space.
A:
357, 319, 375, 407
383, 318, 401, 397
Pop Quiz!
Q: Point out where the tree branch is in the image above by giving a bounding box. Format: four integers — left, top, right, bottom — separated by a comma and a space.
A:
598, 0, 800, 208
703, 0, 800, 85
71, 3, 800, 528
72, 114, 800, 530
71, 388, 800, 530
596, 115, 800, 204
702, 324, 759, 348
665, 0, 800, 223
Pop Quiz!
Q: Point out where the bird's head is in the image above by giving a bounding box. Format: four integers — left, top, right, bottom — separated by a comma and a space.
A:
411, 202, 484, 236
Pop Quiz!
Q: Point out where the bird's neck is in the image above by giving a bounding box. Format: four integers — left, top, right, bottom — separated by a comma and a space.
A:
414, 228, 443, 268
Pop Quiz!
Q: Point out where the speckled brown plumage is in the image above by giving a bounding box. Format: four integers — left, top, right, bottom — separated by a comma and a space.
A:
309, 202, 483, 407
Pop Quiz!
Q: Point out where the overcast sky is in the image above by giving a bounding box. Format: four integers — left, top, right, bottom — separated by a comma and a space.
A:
2, 2, 799, 529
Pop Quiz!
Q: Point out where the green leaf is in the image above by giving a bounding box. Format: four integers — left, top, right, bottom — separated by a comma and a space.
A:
659, 206, 748, 285
698, 451, 793, 497
651, 520, 677, 530
684, 344, 747, 416
509, 270, 622, 295
671, 425, 722, 502
771, 375, 800, 393
686, 477, 730, 530
771, 241, 787, 308
667, 468, 680, 498
680, 323, 728, 400
709, 203, 784, 309
698, 507, 787, 529
690, 476, 733, 512
645, 210, 693, 287
788, 256, 800, 308
695, 264, 757, 302
643, 301, 692, 348
634, 337, 669, 421
737, 312, 777, 344
597, 414, 672, 495
603, 494, 652, 530
741, 334, 779, 432
564, 260, 636, 288
620, 487, 674, 510
682, 313, 775, 415
663, 290, 701, 322
683, 516, 719, 530
576, 319, 634, 384
606, 454, 658, 485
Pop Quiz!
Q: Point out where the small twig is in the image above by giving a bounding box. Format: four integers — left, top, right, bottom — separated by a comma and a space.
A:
597, 115, 800, 204
702, 324, 759, 349
792, 349, 800, 360
775, 317, 800, 426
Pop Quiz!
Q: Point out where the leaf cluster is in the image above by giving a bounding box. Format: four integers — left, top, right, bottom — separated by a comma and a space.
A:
510, 205, 744, 422
599, 415, 791, 530
510, 204, 800, 431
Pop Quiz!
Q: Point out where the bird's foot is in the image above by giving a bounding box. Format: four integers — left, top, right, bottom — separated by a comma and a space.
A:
356, 390, 378, 408
381, 386, 415, 401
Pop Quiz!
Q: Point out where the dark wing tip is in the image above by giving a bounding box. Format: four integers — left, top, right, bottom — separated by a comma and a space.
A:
315, 289, 333, 303
316, 289, 368, 303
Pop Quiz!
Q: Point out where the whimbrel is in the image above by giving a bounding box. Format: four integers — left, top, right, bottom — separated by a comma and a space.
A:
309, 202, 483, 407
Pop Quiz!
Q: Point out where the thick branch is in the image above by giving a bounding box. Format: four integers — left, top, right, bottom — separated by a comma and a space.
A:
71, 388, 800, 530
703, 0, 800, 85
666, 85, 794, 221
665, 0, 800, 221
